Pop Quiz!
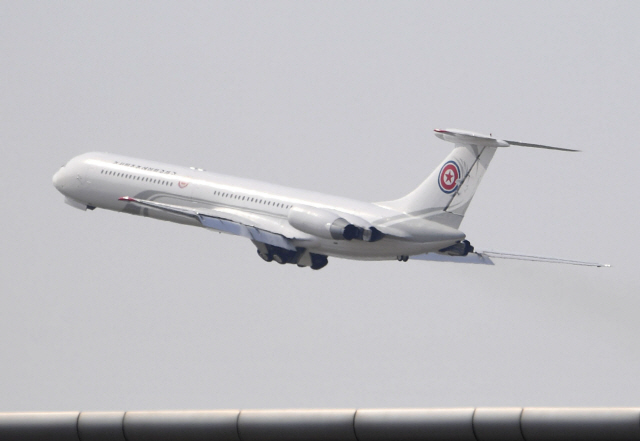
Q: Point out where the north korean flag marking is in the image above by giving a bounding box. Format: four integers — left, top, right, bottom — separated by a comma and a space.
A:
438, 161, 461, 194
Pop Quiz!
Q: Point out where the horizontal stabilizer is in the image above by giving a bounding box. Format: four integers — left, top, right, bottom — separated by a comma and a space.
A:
503, 140, 580, 152
434, 128, 579, 152
434, 129, 509, 147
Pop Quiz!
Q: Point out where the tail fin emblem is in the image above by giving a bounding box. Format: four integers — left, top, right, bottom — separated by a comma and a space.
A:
438, 161, 460, 193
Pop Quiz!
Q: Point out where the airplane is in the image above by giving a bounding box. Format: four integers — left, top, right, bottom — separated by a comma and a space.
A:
52, 128, 608, 270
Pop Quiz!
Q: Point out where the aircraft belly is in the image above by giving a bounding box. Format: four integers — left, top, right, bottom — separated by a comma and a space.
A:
300, 238, 457, 261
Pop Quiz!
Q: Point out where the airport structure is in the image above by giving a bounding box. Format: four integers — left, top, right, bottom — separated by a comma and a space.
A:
1, 407, 640, 441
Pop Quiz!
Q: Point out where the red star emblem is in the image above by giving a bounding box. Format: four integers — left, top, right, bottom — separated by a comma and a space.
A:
438, 161, 461, 193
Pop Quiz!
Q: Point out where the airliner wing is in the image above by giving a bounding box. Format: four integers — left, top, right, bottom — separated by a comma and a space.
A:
118, 196, 301, 251
410, 252, 495, 265
411, 250, 609, 267
477, 251, 609, 267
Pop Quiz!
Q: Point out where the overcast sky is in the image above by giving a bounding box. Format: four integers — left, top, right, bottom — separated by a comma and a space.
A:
2, 1, 639, 412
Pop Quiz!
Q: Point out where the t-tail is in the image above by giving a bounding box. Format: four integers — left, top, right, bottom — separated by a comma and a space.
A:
377, 129, 578, 229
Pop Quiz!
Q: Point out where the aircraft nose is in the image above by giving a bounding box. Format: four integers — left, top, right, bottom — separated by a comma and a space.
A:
53, 167, 65, 191
53, 169, 62, 190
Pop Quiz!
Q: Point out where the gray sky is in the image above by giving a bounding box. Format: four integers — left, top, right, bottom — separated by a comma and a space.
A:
2, 1, 639, 411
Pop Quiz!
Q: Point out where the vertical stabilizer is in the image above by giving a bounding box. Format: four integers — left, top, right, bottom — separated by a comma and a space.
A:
377, 129, 500, 229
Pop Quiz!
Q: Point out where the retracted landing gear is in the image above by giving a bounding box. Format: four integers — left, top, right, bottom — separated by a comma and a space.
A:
309, 253, 329, 270
253, 241, 329, 270
270, 248, 298, 265
257, 250, 273, 262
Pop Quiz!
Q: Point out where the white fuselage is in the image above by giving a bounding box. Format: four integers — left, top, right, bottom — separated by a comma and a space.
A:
53, 152, 465, 261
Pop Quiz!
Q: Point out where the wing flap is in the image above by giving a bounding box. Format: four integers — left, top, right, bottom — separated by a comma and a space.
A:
119, 196, 197, 218
119, 196, 297, 251
410, 252, 495, 265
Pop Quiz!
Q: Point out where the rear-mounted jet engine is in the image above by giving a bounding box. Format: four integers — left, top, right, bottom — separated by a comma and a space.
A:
287, 205, 382, 242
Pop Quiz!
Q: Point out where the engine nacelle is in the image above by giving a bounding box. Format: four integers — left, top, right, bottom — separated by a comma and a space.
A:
288, 205, 361, 241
